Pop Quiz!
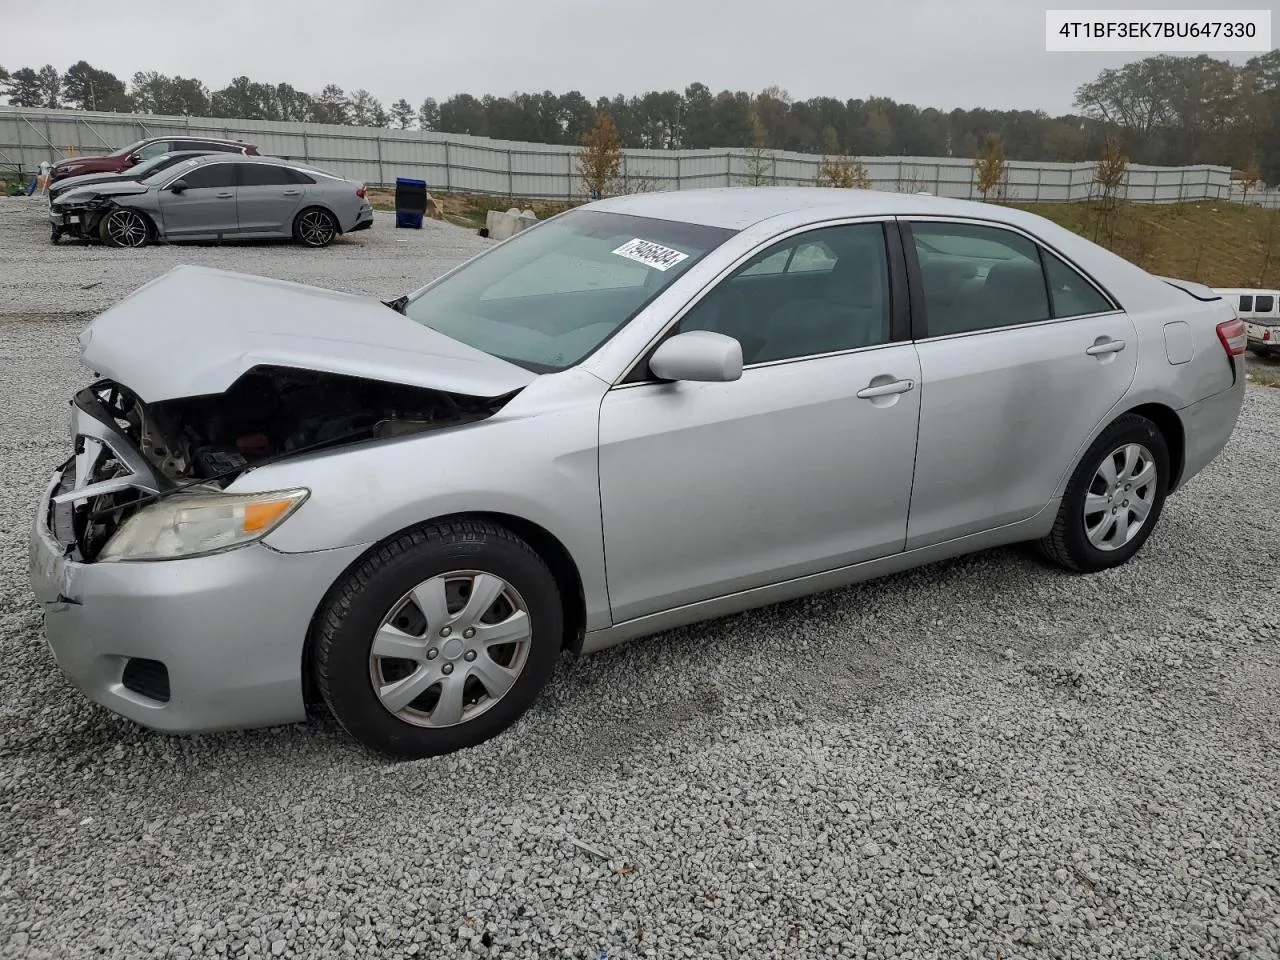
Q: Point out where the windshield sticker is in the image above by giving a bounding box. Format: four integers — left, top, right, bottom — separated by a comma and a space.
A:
612, 238, 690, 272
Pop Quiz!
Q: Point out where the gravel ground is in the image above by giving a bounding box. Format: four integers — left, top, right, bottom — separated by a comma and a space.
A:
2, 195, 1279, 959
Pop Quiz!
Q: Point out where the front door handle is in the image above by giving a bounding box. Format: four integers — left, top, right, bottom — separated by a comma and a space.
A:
282, 189, 300, 196
215, 191, 234, 199
856, 378, 915, 399
1086, 338, 1126, 356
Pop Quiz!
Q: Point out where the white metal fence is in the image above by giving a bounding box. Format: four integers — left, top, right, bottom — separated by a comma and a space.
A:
2, 105, 1277, 207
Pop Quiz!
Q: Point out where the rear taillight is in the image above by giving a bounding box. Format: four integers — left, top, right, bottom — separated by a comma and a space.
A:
1265, 329, 1272, 342
356, 186, 366, 199
1216, 318, 1247, 356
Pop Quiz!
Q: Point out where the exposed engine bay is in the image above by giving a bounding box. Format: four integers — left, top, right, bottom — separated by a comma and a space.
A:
54, 366, 515, 561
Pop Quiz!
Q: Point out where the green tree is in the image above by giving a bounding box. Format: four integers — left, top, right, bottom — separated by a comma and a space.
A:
390, 98, 415, 129
417, 97, 440, 131
312, 84, 351, 124
62, 61, 130, 111
1, 67, 43, 106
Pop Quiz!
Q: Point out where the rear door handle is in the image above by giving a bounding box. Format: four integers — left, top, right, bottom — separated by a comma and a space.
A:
1086, 338, 1126, 356
857, 378, 915, 399
216, 192, 234, 199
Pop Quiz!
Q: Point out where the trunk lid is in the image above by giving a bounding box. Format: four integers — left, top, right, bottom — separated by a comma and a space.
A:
78, 265, 538, 402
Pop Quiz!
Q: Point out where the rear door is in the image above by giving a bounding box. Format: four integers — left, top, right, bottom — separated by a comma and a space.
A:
902, 218, 1138, 548
156, 162, 239, 238
236, 165, 307, 235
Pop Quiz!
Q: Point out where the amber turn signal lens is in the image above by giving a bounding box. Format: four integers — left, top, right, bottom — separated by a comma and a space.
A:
243, 499, 297, 533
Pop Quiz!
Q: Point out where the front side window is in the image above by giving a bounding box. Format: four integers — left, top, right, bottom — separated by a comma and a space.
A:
173, 163, 236, 190
911, 222, 1049, 336
677, 223, 891, 364
1255, 294, 1275, 313
399, 210, 734, 372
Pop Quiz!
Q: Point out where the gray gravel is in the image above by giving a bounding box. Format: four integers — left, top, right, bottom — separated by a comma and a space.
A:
2, 195, 1280, 959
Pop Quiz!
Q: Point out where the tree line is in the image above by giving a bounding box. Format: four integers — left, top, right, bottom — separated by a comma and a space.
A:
2, 53, 1278, 182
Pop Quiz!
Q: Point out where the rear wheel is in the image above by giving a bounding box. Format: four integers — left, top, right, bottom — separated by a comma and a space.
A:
315, 520, 562, 759
1037, 414, 1169, 573
98, 208, 151, 248
293, 207, 338, 248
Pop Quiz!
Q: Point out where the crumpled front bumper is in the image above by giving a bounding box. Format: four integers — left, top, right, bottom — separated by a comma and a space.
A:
29, 470, 369, 734
29, 380, 373, 741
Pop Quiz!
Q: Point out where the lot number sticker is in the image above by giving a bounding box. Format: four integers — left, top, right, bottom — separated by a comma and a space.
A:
612, 238, 690, 271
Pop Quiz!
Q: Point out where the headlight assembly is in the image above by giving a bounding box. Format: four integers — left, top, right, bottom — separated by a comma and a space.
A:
98, 488, 309, 562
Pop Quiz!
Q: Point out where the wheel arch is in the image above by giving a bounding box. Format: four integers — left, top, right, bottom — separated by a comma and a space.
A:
300, 510, 588, 705
1121, 402, 1185, 491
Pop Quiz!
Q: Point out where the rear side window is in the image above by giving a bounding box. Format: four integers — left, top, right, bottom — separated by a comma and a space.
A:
1255, 295, 1275, 313
1239, 295, 1254, 312
911, 222, 1049, 336
1042, 249, 1114, 317
240, 165, 297, 186
286, 168, 316, 184
176, 164, 236, 189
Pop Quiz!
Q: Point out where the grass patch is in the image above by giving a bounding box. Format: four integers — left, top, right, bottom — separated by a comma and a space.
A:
1017, 201, 1280, 289
366, 189, 576, 231
1246, 352, 1280, 388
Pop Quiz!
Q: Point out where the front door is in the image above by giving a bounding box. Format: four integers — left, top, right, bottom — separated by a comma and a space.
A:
901, 218, 1139, 548
157, 161, 239, 238
598, 221, 921, 623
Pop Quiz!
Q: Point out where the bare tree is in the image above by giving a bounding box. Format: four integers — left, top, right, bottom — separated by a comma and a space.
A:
973, 134, 1007, 202
577, 111, 624, 199
817, 155, 872, 189
738, 112, 774, 187
1239, 155, 1263, 204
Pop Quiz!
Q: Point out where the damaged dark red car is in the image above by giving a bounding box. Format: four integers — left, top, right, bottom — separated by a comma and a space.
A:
48, 136, 260, 185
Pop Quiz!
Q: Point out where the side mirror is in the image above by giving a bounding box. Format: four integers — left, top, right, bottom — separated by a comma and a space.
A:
649, 330, 743, 383
168, 179, 188, 194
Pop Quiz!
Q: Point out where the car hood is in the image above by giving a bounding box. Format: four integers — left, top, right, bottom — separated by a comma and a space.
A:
78, 265, 538, 403
52, 156, 121, 175
53, 180, 150, 204
53, 170, 131, 191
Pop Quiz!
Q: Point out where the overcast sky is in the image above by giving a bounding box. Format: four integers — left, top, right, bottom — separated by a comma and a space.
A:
1, 0, 1267, 115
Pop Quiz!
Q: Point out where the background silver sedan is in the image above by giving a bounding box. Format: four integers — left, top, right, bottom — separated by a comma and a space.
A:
48, 154, 374, 248
30, 188, 1246, 758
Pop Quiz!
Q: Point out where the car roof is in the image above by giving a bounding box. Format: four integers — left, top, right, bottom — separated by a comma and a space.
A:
173, 153, 344, 180
590, 186, 1053, 231
143, 135, 252, 147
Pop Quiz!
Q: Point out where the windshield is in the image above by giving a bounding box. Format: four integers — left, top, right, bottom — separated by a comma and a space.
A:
108, 139, 148, 158
128, 153, 182, 177
400, 209, 734, 372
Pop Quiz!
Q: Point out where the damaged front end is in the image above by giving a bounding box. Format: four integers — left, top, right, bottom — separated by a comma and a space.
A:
49, 192, 118, 242
51, 366, 515, 563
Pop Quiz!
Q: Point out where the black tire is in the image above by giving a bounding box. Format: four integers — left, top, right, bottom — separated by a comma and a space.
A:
50, 225, 61, 245
1037, 414, 1170, 573
293, 207, 338, 248
98, 207, 152, 248
315, 519, 562, 759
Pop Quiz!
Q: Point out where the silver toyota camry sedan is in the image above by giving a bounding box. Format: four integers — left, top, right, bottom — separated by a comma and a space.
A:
48, 154, 373, 248
29, 188, 1246, 757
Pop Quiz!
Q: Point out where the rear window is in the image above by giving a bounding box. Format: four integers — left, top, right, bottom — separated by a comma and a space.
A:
1255, 295, 1275, 313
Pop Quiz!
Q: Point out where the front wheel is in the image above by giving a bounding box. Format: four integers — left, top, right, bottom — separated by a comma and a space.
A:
98, 208, 151, 248
1037, 414, 1170, 573
314, 520, 563, 758
293, 208, 338, 248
